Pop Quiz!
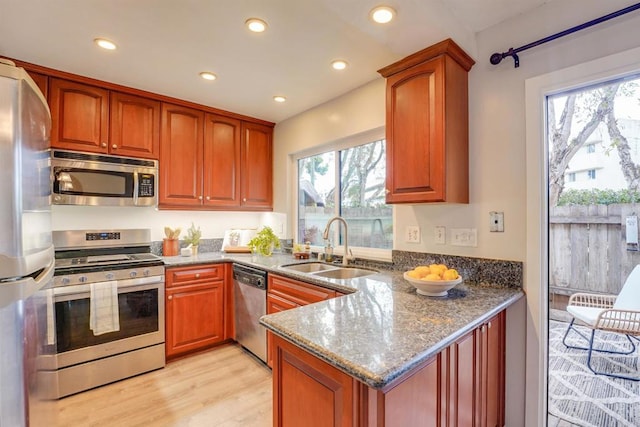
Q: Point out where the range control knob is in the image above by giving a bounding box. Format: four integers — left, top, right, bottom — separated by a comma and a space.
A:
105, 273, 115, 280
61, 277, 70, 285
78, 276, 88, 283
143, 269, 150, 277
130, 271, 138, 278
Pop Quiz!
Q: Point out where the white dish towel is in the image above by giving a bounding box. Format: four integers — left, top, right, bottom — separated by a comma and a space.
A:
89, 281, 120, 335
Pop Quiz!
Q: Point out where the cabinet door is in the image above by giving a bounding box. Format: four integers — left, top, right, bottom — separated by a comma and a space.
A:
266, 293, 299, 368
385, 57, 445, 203
203, 114, 241, 207
165, 281, 224, 358
272, 334, 357, 427
240, 122, 273, 209
159, 103, 204, 207
481, 312, 505, 427
110, 92, 160, 159
449, 328, 480, 426
50, 78, 109, 153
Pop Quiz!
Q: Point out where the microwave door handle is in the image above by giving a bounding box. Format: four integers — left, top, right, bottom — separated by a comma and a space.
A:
133, 171, 139, 205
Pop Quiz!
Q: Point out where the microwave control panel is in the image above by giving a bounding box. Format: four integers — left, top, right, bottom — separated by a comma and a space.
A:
138, 174, 155, 197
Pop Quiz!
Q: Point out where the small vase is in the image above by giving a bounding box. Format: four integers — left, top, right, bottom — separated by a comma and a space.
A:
162, 238, 179, 256
191, 245, 199, 256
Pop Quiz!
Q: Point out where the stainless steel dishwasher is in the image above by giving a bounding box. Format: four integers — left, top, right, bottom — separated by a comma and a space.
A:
233, 263, 267, 363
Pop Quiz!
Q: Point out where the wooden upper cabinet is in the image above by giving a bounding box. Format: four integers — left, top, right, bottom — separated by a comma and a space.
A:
241, 122, 273, 209
28, 71, 48, 99
203, 114, 241, 207
378, 39, 475, 204
50, 78, 109, 153
159, 102, 204, 207
110, 92, 160, 159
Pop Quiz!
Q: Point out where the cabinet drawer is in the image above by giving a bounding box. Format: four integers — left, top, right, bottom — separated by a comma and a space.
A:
166, 264, 225, 287
267, 293, 299, 314
268, 274, 336, 306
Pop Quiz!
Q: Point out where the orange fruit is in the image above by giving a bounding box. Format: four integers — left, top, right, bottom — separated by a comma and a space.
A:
423, 273, 442, 281
406, 270, 421, 279
414, 266, 431, 277
443, 269, 459, 281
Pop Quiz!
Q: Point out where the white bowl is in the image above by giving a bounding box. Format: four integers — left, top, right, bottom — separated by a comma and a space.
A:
403, 272, 463, 297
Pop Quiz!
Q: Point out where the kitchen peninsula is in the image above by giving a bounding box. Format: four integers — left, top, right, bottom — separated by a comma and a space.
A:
163, 252, 523, 426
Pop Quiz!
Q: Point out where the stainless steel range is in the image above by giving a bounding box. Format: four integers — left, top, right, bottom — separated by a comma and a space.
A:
40, 229, 165, 399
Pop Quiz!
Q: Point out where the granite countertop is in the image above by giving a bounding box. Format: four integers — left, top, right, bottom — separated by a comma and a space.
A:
161, 252, 524, 389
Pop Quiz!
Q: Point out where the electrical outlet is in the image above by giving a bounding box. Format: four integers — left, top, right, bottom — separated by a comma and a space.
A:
434, 226, 446, 244
489, 212, 504, 232
451, 228, 477, 247
405, 226, 421, 243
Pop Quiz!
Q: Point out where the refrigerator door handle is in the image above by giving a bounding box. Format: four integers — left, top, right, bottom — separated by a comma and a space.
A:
0, 261, 54, 308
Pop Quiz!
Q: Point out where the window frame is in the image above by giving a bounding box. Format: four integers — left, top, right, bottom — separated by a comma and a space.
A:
291, 127, 392, 262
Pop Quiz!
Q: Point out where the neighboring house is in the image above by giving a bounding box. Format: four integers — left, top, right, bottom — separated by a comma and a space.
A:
565, 118, 640, 190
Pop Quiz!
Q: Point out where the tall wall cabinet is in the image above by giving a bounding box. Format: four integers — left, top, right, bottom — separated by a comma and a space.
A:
378, 38, 475, 204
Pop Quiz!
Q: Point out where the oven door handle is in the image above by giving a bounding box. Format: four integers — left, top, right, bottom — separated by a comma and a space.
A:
53, 275, 164, 297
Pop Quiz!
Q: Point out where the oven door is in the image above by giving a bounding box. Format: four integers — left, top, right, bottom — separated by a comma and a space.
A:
42, 275, 164, 370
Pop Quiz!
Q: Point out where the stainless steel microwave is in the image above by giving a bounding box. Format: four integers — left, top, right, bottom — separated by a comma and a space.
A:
51, 150, 158, 207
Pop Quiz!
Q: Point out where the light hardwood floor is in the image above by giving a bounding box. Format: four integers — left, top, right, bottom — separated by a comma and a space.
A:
46, 344, 273, 427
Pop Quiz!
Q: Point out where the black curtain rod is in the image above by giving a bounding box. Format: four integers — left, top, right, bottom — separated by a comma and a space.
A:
490, 2, 640, 68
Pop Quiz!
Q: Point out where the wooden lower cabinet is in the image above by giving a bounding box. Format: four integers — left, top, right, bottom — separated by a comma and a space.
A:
272, 334, 358, 427
267, 274, 338, 368
271, 310, 506, 427
165, 264, 227, 359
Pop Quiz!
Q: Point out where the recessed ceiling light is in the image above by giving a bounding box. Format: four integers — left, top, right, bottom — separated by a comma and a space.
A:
370, 6, 396, 24
273, 96, 286, 103
199, 72, 217, 81
246, 18, 268, 33
94, 38, 117, 50
331, 60, 348, 70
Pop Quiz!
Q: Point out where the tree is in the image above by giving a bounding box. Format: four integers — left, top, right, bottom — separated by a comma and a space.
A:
548, 84, 620, 206
299, 155, 329, 186
339, 140, 385, 207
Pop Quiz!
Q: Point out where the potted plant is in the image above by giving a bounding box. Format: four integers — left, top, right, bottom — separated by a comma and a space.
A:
163, 226, 181, 256
184, 222, 202, 255
247, 226, 281, 257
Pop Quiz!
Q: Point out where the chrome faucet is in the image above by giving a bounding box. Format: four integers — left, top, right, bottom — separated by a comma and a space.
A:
322, 216, 351, 266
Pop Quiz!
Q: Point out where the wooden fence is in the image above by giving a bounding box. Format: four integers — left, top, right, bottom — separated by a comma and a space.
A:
550, 204, 640, 296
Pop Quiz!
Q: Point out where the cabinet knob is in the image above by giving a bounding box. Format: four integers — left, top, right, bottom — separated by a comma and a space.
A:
101, 142, 107, 148
198, 195, 203, 200
206, 196, 210, 201
168, 295, 173, 300
243, 198, 247, 202
488, 321, 492, 329
385, 189, 390, 194
112, 144, 118, 149
195, 273, 200, 279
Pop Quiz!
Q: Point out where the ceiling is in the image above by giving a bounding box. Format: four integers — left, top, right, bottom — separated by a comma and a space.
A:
0, 0, 553, 123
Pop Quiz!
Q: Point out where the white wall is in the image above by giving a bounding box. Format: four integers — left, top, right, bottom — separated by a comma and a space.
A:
52, 206, 287, 241
273, 1, 640, 425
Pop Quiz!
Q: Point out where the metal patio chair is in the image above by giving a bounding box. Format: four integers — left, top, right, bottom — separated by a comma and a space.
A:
562, 265, 640, 381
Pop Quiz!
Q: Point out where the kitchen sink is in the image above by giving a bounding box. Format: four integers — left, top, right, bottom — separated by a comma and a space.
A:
280, 262, 337, 273
280, 262, 378, 280
311, 267, 378, 280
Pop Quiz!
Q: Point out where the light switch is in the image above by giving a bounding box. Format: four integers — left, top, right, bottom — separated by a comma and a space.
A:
405, 226, 420, 243
434, 226, 446, 244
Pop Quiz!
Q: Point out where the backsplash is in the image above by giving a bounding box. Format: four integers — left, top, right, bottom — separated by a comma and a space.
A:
352, 250, 523, 289
153, 242, 522, 288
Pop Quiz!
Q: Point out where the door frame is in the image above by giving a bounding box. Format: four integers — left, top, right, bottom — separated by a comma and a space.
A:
525, 45, 640, 427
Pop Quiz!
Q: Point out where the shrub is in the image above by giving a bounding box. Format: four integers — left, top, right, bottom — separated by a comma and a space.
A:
558, 188, 640, 206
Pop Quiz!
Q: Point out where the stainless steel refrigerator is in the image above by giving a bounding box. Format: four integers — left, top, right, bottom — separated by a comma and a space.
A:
0, 59, 54, 426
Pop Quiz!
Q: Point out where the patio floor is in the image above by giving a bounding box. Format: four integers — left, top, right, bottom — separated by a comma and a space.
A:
547, 318, 640, 426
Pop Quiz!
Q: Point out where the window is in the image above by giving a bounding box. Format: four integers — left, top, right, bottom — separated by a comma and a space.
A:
587, 169, 596, 179
586, 144, 596, 153
297, 139, 392, 251
568, 172, 576, 182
